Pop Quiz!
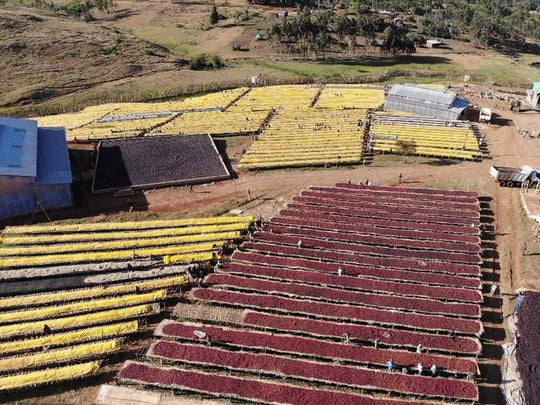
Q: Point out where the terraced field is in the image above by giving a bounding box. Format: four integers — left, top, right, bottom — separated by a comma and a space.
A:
370, 113, 483, 160
239, 108, 368, 170
35, 88, 249, 142
316, 85, 385, 109
0, 216, 253, 392
228, 84, 319, 111
113, 184, 484, 404
33, 84, 486, 167
151, 109, 270, 137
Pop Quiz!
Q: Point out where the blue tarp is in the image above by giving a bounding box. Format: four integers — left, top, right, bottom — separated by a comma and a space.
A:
534, 82, 540, 94
35, 127, 72, 185
0, 184, 72, 220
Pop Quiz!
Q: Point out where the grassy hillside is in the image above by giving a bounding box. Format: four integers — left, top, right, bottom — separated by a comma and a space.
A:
1, 0, 539, 117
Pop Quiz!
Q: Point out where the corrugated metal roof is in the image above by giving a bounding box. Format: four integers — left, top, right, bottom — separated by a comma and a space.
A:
385, 84, 469, 120
388, 84, 456, 106
35, 127, 72, 185
0, 117, 38, 178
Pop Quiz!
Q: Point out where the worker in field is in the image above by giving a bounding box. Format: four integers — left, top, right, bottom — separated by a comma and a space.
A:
186, 265, 197, 279
386, 360, 395, 372
374, 338, 379, 349
337, 266, 344, 276
490, 284, 498, 296
214, 260, 223, 273
196, 264, 205, 287
480, 223, 487, 238
417, 362, 423, 375
416, 344, 423, 353
342, 332, 350, 344
512, 291, 525, 315
430, 364, 438, 376
399, 172, 403, 184
297, 239, 303, 248
218, 243, 227, 258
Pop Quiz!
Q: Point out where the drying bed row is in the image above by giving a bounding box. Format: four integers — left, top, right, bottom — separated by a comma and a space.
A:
145, 341, 478, 400
0, 340, 121, 374
0, 276, 187, 310
373, 144, 481, 161
191, 289, 483, 335
2, 223, 250, 246
206, 273, 480, 317
254, 231, 481, 264
217, 263, 483, 303
0, 304, 158, 340
301, 189, 479, 212
239, 242, 481, 277
0, 231, 242, 257
0, 291, 166, 326
0, 249, 213, 269
0, 361, 101, 391
280, 209, 479, 236
286, 201, 479, 227
0, 321, 139, 356
266, 223, 480, 253
515, 291, 540, 403
330, 183, 478, 201
119, 361, 425, 405
156, 320, 478, 374
293, 195, 480, 219
2, 216, 255, 235
280, 203, 480, 230
231, 252, 482, 289
172, 305, 481, 355
0, 265, 189, 296
271, 216, 481, 245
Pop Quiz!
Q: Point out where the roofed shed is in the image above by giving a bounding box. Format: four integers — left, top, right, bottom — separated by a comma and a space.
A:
384, 84, 470, 120
0, 117, 72, 220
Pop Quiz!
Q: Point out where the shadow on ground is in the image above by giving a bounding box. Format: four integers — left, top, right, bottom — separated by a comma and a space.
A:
478, 197, 506, 404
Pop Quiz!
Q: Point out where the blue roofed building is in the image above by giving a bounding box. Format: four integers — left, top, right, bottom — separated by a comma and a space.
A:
0, 117, 72, 220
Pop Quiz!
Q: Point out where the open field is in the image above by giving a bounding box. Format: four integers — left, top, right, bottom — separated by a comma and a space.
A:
1, 0, 539, 117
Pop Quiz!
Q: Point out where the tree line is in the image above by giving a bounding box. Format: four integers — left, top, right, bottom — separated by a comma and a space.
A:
259, 0, 540, 50
268, 8, 419, 57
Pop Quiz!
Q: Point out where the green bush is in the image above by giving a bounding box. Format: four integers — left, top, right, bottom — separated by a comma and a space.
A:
189, 54, 225, 70
61, 0, 114, 19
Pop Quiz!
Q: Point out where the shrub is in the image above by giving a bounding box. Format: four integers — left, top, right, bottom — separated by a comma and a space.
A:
209, 5, 220, 25
189, 54, 225, 70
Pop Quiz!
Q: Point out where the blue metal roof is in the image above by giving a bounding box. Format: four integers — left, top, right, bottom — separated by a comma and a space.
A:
35, 127, 72, 185
0, 117, 38, 178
